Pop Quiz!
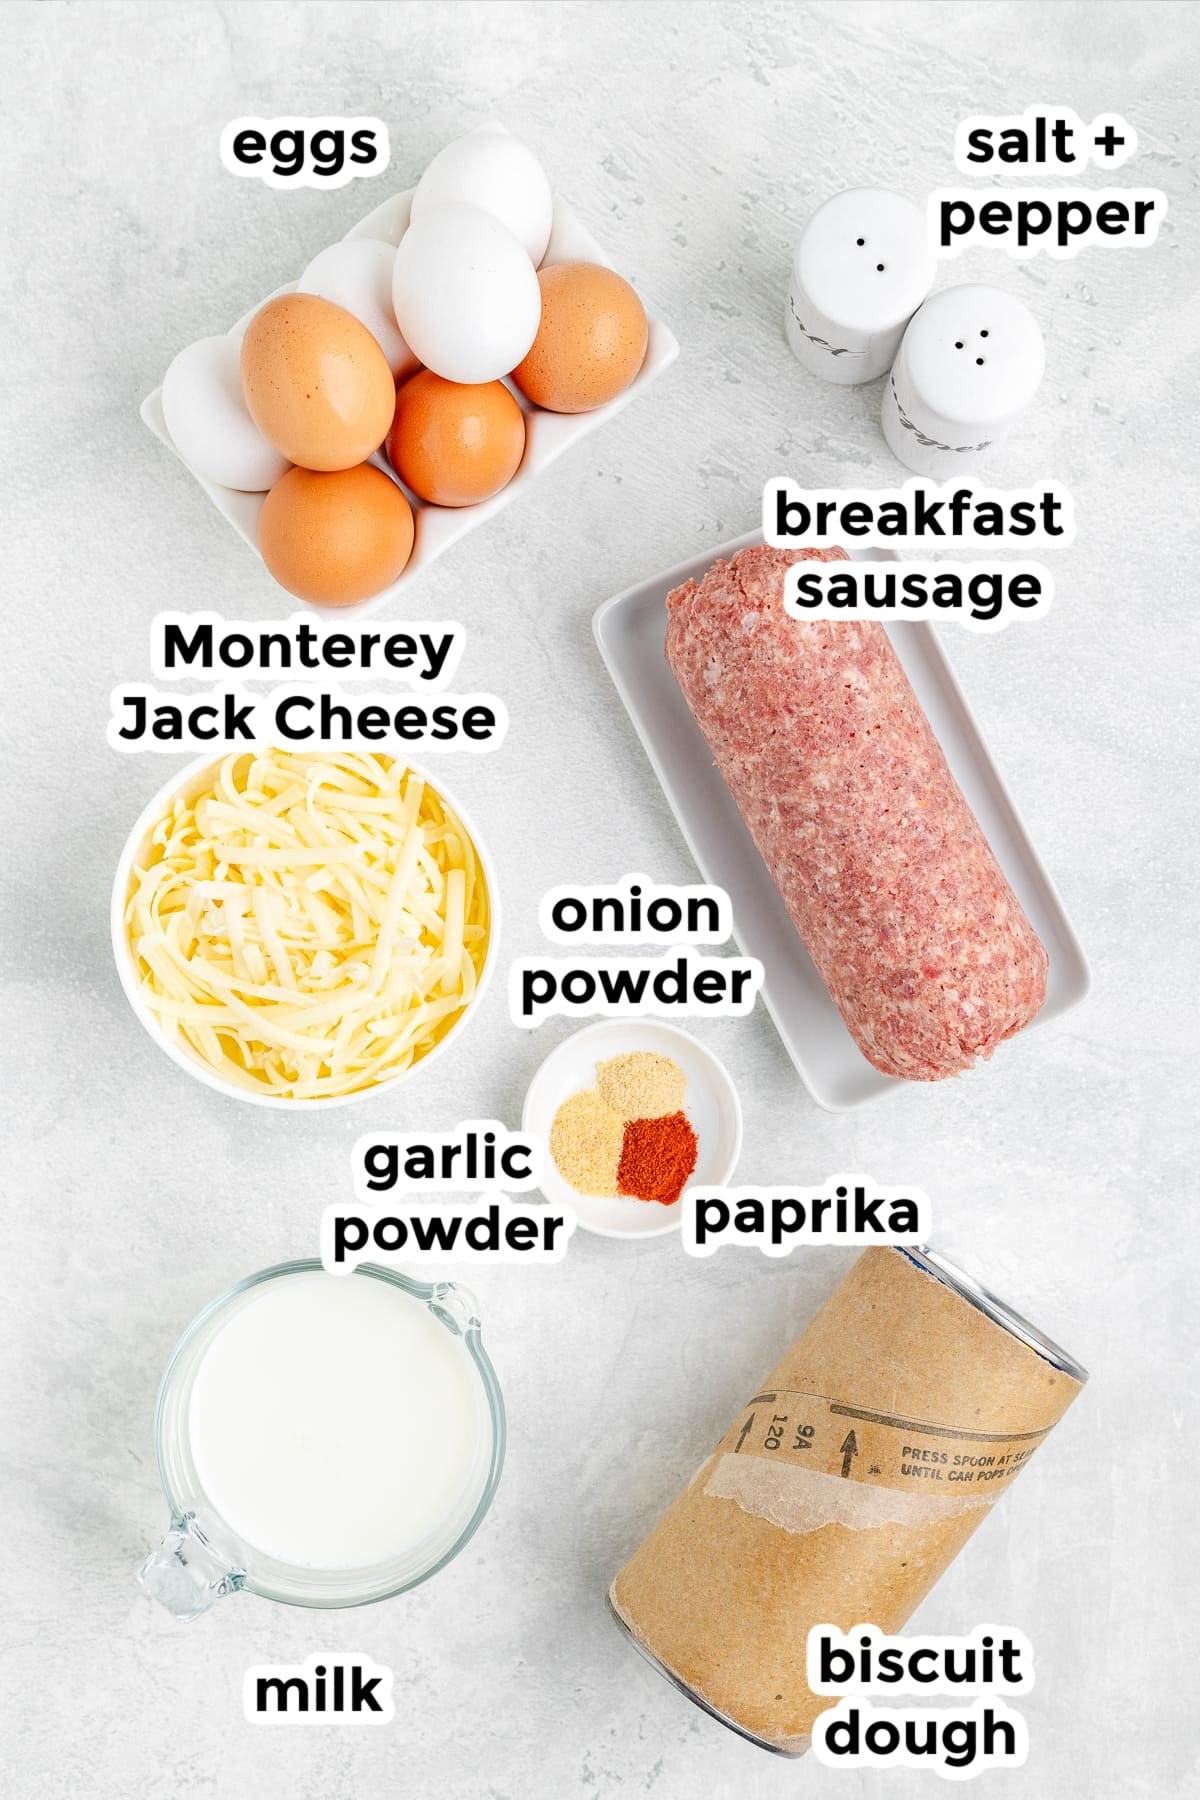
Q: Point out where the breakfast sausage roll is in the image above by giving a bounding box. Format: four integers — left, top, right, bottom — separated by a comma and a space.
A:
665, 545, 1047, 1080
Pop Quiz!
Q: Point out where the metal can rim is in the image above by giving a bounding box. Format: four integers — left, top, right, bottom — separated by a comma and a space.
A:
902, 1245, 1089, 1384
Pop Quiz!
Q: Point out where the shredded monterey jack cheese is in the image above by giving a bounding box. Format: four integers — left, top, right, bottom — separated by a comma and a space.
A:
124, 749, 489, 1100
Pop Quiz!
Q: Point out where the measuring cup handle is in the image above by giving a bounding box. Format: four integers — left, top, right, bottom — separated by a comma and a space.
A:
139, 1517, 242, 1620
429, 1281, 481, 1335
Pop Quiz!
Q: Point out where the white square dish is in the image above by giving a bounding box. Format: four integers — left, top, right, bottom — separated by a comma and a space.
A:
141, 188, 679, 618
593, 532, 1090, 1111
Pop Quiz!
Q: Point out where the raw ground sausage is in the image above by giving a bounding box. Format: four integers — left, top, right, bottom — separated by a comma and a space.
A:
664, 544, 1047, 1080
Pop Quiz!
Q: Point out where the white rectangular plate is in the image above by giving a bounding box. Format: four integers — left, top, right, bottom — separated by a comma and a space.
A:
593, 532, 1090, 1111
141, 187, 678, 618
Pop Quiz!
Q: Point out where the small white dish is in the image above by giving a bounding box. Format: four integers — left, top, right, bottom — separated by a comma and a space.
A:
140, 187, 679, 618
111, 752, 498, 1109
593, 532, 1091, 1112
521, 1021, 742, 1240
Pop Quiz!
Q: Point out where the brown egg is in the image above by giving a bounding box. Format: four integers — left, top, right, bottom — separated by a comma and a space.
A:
241, 294, 396, 471
387, 372, 526, 507
512, 263, 649, 413
258, 465, 415, 607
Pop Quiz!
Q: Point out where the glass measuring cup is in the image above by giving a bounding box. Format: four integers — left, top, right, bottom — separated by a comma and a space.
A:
139, 1260, 505, 1619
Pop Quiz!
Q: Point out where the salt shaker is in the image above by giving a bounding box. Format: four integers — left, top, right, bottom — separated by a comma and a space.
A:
785, 188, 936, 386
882, 284, 1045, 477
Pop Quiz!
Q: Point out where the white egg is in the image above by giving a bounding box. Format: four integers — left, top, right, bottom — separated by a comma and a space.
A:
161, 336, 290, 492
392, 203, 541, 384
296, 238, 417, 380
411, 128, 554, 266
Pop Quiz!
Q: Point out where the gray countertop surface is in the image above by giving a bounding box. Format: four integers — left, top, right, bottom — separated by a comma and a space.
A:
3, 3, 1197, 1796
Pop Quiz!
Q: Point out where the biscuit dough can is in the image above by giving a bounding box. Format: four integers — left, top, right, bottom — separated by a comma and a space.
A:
609, 1246, 1085, 1754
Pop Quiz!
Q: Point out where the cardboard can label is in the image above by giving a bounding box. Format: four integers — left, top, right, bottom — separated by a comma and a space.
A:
611, 1248, 1084, 1755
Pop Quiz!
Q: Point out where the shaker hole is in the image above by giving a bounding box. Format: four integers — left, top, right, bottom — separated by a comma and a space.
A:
876, 263, 885, 271
980, 329, 989, 338
976, 357, 985, 365
954, 341, 964, 350
856, 237, 865, 246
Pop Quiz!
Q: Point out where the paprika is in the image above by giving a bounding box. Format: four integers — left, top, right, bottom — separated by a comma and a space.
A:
617, 1111, 698, 1206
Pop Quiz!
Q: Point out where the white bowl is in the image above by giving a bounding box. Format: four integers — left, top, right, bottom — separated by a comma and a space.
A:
140, 186, 679, 618
111, 752, 498, 1109
521, 1021, 742, 1239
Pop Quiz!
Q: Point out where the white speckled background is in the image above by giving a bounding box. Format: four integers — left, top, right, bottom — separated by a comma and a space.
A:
3, 2, 1197, 1795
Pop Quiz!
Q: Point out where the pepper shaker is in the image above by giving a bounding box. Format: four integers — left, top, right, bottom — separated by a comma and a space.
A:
785, 188, 936, 386
882, 283, 1045, 476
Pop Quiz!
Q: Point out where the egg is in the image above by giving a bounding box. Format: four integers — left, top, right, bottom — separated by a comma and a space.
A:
411, 127, 554, 266
296, 239, 418, 381
392, 204, 540, 385
257, 465, 415, 606
240, 294, 396, 472
387, 372, 526, 507
161, 335, 290, 492
512, 262, 648, 413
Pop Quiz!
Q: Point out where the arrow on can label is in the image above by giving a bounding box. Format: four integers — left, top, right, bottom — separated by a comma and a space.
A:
839, 1429, 859, 1478
735, 1413, 755, 1453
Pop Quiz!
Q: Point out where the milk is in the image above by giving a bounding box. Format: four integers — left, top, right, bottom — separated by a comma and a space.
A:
187, 1270, 483, 1570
